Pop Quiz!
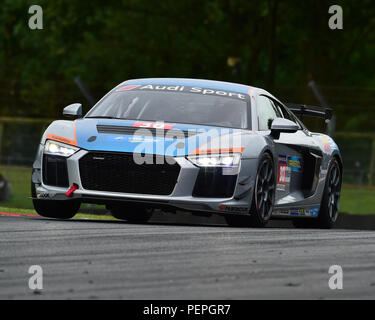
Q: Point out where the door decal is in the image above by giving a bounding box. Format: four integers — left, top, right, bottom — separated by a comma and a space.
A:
287, 156, 302, 172
277, 155, 290, 191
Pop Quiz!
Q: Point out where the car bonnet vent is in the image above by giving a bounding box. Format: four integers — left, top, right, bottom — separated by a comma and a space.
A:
96, 125, 198, 137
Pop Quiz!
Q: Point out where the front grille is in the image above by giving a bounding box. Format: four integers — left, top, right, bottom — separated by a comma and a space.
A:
42, 155, 69, 187
97, 125, 198, 138
79, 152, 180, 195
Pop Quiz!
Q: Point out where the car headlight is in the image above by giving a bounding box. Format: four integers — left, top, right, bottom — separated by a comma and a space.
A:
44, 140, 79, 157
187, 153, 241, 167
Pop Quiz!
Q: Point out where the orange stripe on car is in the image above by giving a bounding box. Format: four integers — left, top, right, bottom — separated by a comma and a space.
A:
46, 134, 77, 146
190, 147, 244, 155
73, 120, 78, 144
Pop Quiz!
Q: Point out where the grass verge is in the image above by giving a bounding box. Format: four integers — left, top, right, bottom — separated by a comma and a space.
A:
1, 165, 375, 215
0, 206, 116, 221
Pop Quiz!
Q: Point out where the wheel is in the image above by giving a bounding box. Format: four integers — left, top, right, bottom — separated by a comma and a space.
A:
31, 182, 80, 219
225, 153, 275, 228
293, 159, 342, 229
109, 204, 154, 223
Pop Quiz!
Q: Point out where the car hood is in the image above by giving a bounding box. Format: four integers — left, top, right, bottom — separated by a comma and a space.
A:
75, 118, 244, 157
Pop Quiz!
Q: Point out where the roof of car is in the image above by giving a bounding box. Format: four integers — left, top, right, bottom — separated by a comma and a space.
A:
120, 78, 259, 95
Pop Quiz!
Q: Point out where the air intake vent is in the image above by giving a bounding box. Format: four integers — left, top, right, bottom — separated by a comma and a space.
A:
193, 167, 237, 198
79, 152, 180, 195
42, 155, 69, 187
97, 125, 198, 138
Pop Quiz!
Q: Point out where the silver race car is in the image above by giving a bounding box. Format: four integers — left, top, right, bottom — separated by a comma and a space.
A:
31, 78, 342, 228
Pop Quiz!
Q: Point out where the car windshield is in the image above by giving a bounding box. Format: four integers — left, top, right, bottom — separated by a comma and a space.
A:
86, 88, 249, 129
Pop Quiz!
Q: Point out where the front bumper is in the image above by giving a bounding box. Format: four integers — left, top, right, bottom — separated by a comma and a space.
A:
33, 149, 258, 215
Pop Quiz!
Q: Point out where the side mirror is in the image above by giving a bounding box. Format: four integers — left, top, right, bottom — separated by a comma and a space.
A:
63, 103, 82, 119
270, 118, 299, 139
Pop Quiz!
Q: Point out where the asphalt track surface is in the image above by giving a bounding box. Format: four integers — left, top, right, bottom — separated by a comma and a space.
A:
1, 212, 375, 300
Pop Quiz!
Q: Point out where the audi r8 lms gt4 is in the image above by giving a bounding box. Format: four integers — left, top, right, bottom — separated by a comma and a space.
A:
31, 78, 342, 228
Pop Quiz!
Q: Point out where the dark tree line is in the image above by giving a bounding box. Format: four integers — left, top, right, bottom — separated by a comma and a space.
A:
0, 0, 374, 131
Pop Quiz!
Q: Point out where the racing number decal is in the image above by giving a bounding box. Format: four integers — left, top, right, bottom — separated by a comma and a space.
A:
277, 155, 291, 191
277, 155, 302, 192
278, 155, 287, 184
117, 85, 141, 91
132, 121, 175, 130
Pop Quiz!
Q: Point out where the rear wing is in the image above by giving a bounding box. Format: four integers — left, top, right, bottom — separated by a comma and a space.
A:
286, 103, 333, 121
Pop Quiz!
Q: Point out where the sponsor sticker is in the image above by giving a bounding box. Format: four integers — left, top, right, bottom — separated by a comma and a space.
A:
320, 137, 331, 152
37, 192, 56, 199
218, 205, 248, 213
290, 208, 301, 216
116, 84, 247, 100
287, 156, 302, 172
272, 207, 319, 217
128, 136, 158, 143
273, 209, 295, 216
117, 85, 141, 91
319, 136, 339, 152
309, 206, 319, 217
277, 155, 291, 191
278, 155, 287, 185
37, 193, 49, 199
132, 121, 175, 130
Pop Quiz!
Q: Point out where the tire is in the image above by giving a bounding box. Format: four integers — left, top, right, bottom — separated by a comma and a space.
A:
293, 159, 342, 229
225, 153, 275, 228
109, 204, 153, 223
31, 182, 80, 219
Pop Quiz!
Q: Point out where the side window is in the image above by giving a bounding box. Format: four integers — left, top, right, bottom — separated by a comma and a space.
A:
277, 104, 293, 121
257, 95, 282, 130
276, 101, 302, 129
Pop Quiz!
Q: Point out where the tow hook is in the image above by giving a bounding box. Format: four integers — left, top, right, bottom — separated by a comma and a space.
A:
65, 184, 79, 198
